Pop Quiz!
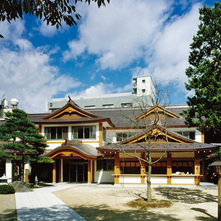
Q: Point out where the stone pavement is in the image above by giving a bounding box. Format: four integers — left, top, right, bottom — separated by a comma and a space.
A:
15, 183, 86, 221
15, 182, 217, 221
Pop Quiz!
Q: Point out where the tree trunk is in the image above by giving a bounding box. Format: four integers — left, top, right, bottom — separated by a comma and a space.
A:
20, 155, 25, 182
146, 163, 152, 202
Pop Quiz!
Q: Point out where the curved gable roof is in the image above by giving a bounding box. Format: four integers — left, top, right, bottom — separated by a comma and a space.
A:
136, 104, 180, 120
46, 141, 100, 160
42, 99, 100, 120
121, 124, 196, 144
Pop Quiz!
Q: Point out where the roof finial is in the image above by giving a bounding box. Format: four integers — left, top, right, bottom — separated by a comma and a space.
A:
156, 98, 160, 106
68, 95, 72, 102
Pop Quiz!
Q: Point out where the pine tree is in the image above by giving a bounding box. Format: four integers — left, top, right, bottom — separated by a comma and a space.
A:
0, 109, 52, 182
183, 2, 221, 141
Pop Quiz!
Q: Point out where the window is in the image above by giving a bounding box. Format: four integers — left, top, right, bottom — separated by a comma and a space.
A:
177, 131, 195, 140
102, 104, 114, 108
142, 89, 145, 93
121, 103, 132, 107
150, 161, 167, 174
116, 132, 136, 142
72, 126, 96, 139
142, 79, 145, 83
45, 127, 68, 140
172, 161, 194, 174
120, 161, 140, 174
97, 159, 114, 171
84, 105, 95, 109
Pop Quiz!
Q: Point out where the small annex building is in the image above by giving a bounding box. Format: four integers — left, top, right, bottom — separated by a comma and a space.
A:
0, 98, 219, 185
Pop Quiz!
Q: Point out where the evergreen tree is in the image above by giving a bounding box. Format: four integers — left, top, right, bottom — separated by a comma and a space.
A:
0, 109, 52, 181
183, 2, 221, 141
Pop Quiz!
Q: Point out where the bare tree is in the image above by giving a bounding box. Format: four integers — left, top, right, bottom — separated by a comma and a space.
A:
108, 88, 171, 202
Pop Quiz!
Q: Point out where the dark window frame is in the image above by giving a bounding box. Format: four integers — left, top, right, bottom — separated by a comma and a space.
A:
72, 125, 96, 140
45, 126, 68, 140
97, 159, 114, 171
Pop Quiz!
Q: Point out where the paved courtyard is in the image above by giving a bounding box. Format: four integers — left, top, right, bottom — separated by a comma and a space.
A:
15, 183, 85, 221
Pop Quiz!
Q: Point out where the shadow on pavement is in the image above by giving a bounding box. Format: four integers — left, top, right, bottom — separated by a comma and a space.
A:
72, 204, 179, 221
15, 204, 84, 221
0, 208, 17, 221
154, 188, 217, 204
191, 208, 217, 221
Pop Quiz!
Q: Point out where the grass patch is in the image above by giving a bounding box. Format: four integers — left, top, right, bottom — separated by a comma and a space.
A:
127, 198, 172, 209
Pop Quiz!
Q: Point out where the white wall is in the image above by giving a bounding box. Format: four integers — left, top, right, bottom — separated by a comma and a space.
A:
5, 159, 12, 183
171, 176, 195, 185
170, 128, 201, 142
95, 170, 114, 183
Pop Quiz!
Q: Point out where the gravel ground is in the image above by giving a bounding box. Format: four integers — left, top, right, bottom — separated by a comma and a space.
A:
54, 186, 218, 221
0, 194, 17, 221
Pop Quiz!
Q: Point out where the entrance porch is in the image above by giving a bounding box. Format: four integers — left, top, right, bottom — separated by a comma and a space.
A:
46, 141, 99, 183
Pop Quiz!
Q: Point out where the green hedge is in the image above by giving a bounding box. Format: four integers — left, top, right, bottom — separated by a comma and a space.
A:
0, 185, 15, 194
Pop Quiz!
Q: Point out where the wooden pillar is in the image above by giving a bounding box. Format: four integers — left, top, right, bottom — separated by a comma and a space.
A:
141, 153, 146, 184
114, 152, 120, 184
167, 152, 172, 185
39, 124, 42, 134
61, 159, 63, 182
59, 159, 61, 182
99, 123, 103, 147
53, 160, 56, 183
201, 132, 205, 143
194, 159, 200, 185
88, 160, 91, 183
92, 161, 95, 183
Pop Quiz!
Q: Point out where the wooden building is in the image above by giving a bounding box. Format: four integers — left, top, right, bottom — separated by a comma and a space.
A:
1, 98, 218, 185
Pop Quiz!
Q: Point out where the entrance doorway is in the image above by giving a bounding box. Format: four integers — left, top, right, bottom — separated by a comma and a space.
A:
63, 159, 88, 183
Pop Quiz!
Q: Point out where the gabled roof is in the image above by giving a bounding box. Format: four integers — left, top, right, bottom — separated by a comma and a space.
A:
42, 99, 100, 120
135, 104, 180, 120
29, 98, 114, 127
121, 124, 196, 144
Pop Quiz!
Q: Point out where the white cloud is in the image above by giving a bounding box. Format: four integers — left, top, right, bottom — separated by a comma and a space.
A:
63, 40, 86, 61
0, 20, 25, 42
148, 3, 201, 90
38, 21, 58, 37
63, 0, 172, 69
63, 0, 202, 98
0, 40, 81, 113
68, 82, 114, 98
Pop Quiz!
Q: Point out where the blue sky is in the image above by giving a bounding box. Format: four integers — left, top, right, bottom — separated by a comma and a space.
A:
0, 0, 217, 113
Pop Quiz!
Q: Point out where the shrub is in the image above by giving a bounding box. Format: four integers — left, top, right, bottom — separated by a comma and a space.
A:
0, 185, 15, 194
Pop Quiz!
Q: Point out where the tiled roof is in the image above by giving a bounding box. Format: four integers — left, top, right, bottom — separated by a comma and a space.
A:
27, 104, 189, 128
98, 142, 218, 153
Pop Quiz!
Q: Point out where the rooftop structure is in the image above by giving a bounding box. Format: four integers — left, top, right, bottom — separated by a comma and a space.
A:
47, 75, 156, 112
0, 98, 19, 121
